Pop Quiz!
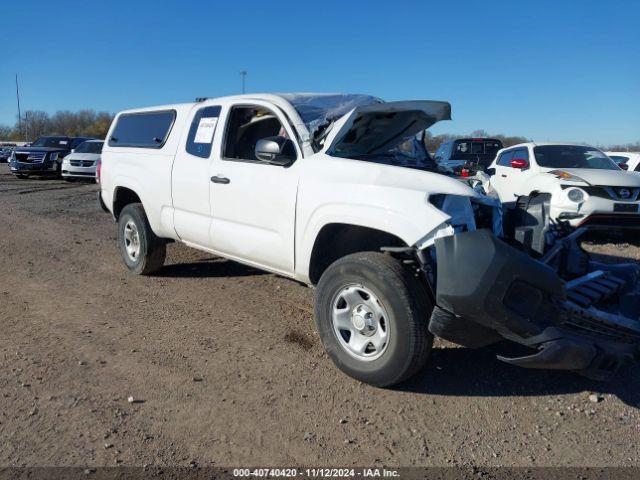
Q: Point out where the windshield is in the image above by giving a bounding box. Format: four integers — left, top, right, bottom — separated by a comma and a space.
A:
332, 132, 437, 171
534, 145, 620, 170
74, 141, 103, 154
280, 94, 381, 139
30, 137, 70, 148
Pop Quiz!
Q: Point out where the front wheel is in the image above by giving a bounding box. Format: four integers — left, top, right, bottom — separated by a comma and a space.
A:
315, 252, 433, 387
117, 203, 166, 275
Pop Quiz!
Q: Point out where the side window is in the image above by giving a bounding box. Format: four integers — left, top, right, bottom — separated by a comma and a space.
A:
109, 110, 176, 148
185, 106, 221, 158
223, 105, 293, 162
512, 148, 529, 161
497, 150, 515, 166
635, 163, 640, 172
513, 148, 529, 161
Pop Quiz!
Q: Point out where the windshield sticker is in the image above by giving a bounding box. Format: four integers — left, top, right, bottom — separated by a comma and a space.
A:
194, 117, 218, 144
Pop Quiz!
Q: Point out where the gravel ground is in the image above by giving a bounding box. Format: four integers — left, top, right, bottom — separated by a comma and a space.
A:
0, 163, 639, 468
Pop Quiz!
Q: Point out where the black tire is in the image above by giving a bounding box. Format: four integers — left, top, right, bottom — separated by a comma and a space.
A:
315, 252, 433, 387
117, 203, 166, 275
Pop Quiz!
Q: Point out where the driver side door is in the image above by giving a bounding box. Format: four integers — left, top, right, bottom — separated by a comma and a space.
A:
208, 101, 302, 276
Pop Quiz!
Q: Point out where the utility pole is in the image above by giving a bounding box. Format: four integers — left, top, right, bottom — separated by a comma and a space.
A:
240, 70, 247, 94
15, 74, 24, 141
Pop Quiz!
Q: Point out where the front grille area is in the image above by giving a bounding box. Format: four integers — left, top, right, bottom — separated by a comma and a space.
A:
70, 160, 95, 167
15, 151, 46, 163
581, 186, 640, 202
562, 301, 640, 344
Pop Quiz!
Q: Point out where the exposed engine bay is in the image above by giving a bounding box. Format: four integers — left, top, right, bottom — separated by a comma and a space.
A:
417, 187, 640, 380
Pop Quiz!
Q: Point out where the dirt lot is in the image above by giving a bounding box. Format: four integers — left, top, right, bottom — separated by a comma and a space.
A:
1, 163, 639, 468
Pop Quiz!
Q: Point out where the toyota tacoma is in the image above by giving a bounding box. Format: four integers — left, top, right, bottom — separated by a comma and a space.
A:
98, 94, 640, 387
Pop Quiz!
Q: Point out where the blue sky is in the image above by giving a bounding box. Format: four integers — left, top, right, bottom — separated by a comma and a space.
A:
1, 0, 638, 144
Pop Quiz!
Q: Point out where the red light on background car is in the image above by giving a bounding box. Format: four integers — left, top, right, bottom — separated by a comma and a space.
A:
461, 168, 470, 178
510, 158, 528, 169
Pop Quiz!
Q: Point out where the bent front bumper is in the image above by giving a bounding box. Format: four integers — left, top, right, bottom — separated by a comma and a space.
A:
430, 229, 640, 379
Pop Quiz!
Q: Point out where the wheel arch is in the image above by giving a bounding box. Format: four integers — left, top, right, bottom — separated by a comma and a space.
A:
307, 223, 408, 285
295, 202, 448, 284
112, 186, 143, 220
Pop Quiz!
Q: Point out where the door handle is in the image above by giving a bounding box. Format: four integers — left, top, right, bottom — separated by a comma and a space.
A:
211, 175, 230, 184
501, 174, 508, 178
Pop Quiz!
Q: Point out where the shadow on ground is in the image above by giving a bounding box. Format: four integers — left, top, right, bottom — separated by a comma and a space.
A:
401, 342, 640, 408
158, 258, 267, 278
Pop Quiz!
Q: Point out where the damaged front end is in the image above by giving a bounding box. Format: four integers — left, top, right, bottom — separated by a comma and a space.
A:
418, 194, 640, 380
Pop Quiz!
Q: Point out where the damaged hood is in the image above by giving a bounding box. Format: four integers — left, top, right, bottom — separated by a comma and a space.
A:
546, 168, 640, 187
325, 101, 451, 156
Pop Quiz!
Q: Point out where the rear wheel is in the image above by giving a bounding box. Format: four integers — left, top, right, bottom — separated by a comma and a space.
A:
315, 252, 433, 387
117, 203, 166, 275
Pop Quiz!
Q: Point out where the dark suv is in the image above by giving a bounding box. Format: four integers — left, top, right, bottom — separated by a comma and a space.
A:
434, 138, 503, 176
9, 136, 94, 178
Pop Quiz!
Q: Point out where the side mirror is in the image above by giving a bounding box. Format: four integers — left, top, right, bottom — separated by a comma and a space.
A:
618, 162, 629, 171
486, 167, 496, 176
510, 158, 529, 169
255, 136, 296, 166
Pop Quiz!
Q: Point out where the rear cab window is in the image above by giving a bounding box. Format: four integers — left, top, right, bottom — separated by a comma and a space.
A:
453, 139, 503, 159
109, 110, 176, 148
451, 139, 504, 167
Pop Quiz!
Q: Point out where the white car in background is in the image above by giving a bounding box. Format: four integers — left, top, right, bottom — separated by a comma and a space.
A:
606, 152, 640, 173
61, 139, 104, 180
486, 142, 640, 229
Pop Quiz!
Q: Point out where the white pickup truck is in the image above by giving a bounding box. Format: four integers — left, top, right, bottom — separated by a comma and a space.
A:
99, 93, 640, 386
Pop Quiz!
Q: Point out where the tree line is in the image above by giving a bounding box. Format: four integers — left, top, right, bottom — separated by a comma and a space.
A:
0, 110, 115, 142
0, 111, 637, 152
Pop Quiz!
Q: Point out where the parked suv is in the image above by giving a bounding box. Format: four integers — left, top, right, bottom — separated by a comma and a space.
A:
62, 139, 104, 180
99, 94, 640, 386
486, 143, 640, 229
9, 136, 94, 178
434, 138, 503, 175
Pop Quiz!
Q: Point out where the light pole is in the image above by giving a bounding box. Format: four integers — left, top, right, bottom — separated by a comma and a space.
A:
240, 70, 247, 94
15, 74, 25, 141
